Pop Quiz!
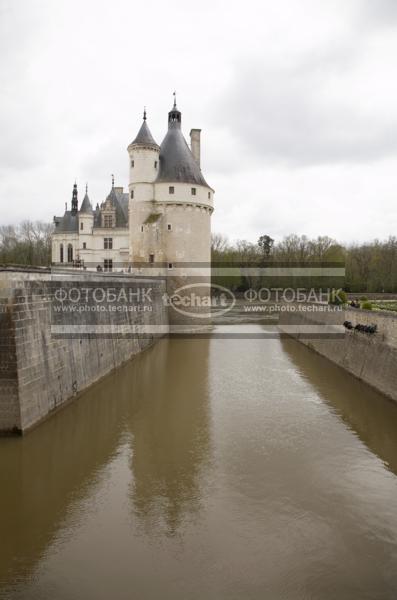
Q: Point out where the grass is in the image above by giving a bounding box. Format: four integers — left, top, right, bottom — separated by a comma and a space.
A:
371, 301, 397, 313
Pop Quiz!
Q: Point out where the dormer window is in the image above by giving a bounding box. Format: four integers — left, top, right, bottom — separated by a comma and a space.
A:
104, 215, 113, 228
191, 187, 196, 196
169, 186, 174, 194
208, 192, 211, 199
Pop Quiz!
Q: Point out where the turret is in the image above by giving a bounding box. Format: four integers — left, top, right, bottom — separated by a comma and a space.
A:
78, 184, 94, 235
127, 110, 160, 201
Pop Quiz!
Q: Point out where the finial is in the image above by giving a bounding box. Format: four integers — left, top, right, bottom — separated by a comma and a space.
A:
143, 106, 147, 121
111, 174, 114, 187
173, 90, 177, 109
85, 183, 88, 194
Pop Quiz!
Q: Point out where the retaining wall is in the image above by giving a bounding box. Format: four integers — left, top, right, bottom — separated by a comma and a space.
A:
278, 305, 397, 403
0, 270, 168, 433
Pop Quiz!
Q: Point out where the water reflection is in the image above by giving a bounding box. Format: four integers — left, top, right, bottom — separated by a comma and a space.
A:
0, 331, 397, 600
0, 338, 211, 593
281, 336, 397, 475
0, 357, 129, 590
126, 338, 211, 536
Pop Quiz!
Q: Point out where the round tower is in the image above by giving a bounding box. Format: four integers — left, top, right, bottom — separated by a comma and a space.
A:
78, 184, 94, 267
127, 109, 160, 202
129, 97, 215, 328
128, 110, 160, 263
78, 185, 94, 232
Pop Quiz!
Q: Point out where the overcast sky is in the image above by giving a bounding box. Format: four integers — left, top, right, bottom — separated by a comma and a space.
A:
1, 0, 397, 243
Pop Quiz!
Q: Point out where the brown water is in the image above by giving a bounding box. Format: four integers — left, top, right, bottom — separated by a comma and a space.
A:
1, 324, 397, 599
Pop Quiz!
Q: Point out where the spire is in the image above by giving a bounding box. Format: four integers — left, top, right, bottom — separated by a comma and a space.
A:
71, 182, 78, 214
80, 182, 93, 214
168, 92, 181, 129
130, 112, 159, 147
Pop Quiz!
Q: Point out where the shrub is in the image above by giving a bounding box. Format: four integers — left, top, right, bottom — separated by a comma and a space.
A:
359, 295, 368, 301
361, 301, 373, 310
329, 289, 348, 305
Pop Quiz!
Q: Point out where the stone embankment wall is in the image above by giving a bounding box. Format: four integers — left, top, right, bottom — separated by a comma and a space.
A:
0, 269, 168, 434
278, 304, 397, 403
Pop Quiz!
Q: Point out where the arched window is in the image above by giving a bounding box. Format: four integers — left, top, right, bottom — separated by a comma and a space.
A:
60, 244, 64, 263
67, 244, 73, 263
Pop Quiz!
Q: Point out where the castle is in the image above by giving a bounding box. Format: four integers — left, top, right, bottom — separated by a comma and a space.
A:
52, 97, 214, 275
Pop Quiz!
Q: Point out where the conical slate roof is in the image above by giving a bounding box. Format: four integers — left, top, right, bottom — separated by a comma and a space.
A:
156, 103, 210, 187
80, 191, 93, 213
131, 119, 159, 147
157, 128, 209, 187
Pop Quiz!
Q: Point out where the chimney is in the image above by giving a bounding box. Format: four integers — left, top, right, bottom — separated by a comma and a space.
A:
190, 129, 201, 166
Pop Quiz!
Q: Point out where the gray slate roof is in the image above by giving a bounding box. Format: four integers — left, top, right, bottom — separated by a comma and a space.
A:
80, 192, 93, 214
156, 117, 210, 188
53, 211, 78, 232
95, 187, 129, 228
131, 120, 159, 147
55, 188, 129, 232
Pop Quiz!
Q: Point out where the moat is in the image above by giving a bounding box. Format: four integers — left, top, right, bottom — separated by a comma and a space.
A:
1, 324, 397, 599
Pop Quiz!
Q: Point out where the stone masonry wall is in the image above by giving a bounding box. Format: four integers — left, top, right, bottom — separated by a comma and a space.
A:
0, 270, 168, 434
278, 304, 397, 403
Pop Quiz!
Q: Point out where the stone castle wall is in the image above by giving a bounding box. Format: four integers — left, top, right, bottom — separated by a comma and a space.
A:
278, 304, 397, 402
0, 269, 168, 434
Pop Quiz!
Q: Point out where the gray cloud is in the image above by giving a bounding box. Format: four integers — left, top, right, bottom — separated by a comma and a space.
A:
0, 0, 396, 243
213, 49, 397, 167
359, 0, 397, 27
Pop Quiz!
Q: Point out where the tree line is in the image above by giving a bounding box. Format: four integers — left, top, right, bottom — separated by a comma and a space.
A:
211, 233, 397, 293
0, 221, 52, 267
1, 221, 396, 292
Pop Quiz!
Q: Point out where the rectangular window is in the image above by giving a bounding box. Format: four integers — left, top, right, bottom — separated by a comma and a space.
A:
154, 161, 158, 169
169, 186, 174, 194
141, 225, 144, 232
131, 160, 134, 167
149, 254, 154, 264
168, 263, 173, 270
80, 222, 83, 230
191, 187, 196, 195
104, 215, 113, 228
167, 223, 172, 231
208, 191, 211, 199
104, 237, 113, 249
104, 259, 113, 272
130, 190, 134, 199
83, 242, 86, 249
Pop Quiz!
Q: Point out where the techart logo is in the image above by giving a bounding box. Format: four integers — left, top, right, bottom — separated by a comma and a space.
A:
167, 283, 235, 319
